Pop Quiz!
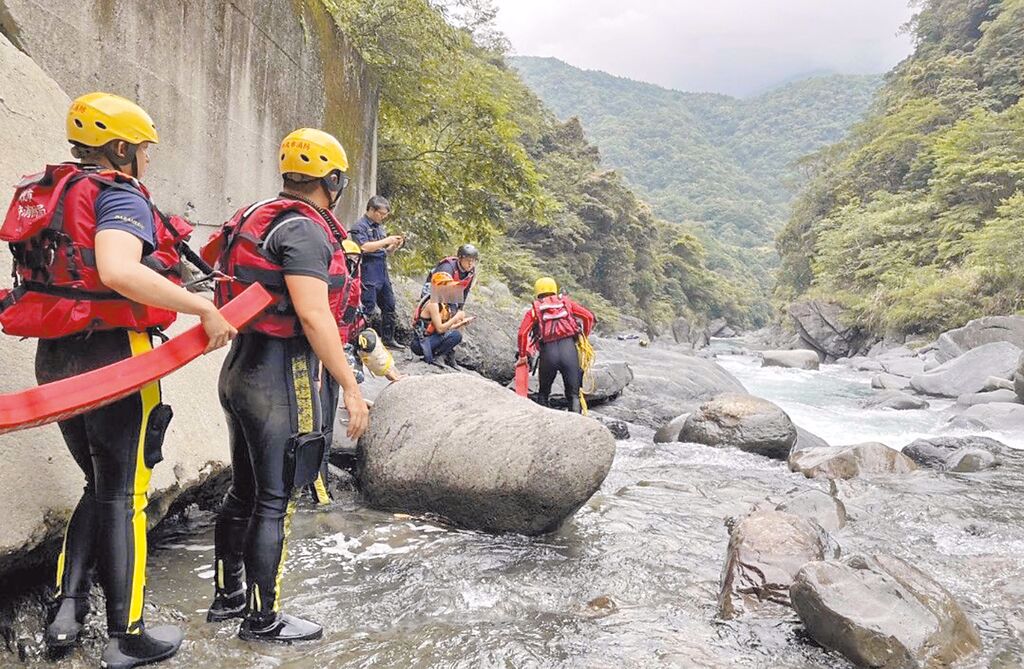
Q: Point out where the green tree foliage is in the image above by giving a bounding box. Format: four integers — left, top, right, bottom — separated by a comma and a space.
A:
511, 56, 881, 318
777, 0, 1024, 336
324, 0, 751, 329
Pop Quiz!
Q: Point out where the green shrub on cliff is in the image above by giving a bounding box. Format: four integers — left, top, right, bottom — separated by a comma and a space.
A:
325, 0, 752, 329
777, 0, 1024, 336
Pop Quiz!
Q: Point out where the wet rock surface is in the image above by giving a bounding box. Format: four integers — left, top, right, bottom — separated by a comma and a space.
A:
902, 436, 1007, 472
949, 402, 1024, 432
776, 488, 847, 532
787, 300, 868, 361
590, 339, 746, 429
792, 555, 982, 669
789, 442, 918, 480
862, 390, 929, 411
358, 374, 615, 535
718, 510, 838, 619
760, 350, 820, 370
936, 315, 1024, 363
910, 341, 1022, 397
680, 393, 797, 460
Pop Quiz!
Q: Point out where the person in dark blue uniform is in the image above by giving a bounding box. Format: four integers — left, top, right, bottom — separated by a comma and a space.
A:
349, 196, 405, 349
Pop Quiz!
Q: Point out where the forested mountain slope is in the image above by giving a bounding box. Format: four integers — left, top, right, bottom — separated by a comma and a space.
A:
776, 0, 1024, 336
511, 57, 882, 250
326, 0, 756, 329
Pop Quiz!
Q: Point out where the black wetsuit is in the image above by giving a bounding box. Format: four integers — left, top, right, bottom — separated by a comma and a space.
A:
212, 211, 333, 622
538, 337, 583, 406
38, 330, 168, 634
37, 186, 169, 637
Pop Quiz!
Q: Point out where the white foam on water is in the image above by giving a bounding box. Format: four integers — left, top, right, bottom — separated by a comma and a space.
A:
716, 353, 1024, 450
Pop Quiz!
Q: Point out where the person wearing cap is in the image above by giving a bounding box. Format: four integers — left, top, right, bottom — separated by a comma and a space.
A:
349, 195, 405, 349
410, 272, 475, 366
202, 128, 367, 643
1, 92, 236, 668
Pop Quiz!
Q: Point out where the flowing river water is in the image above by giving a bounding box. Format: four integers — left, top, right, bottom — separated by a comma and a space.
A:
36, 342, 1024, 668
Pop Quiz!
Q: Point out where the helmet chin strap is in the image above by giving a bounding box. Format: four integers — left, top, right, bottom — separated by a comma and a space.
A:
102, 141, 139, 177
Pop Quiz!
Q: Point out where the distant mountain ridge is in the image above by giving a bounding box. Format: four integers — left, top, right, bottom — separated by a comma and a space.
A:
511, 56, 882, 254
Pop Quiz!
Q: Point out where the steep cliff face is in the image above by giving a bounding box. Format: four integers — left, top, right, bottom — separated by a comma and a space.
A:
0, 0, 377, 578
0, 0, 378, 229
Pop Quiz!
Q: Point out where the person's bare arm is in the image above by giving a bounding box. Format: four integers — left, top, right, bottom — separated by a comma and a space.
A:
94, 229, 236, 353
359, 236, 398, 253
285, 274, 368, 439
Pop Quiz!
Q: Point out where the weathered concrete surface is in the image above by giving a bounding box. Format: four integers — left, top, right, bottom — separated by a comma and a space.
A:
0, 0, 378, 230
358, 374, 615, 535
0, 3, 378, 576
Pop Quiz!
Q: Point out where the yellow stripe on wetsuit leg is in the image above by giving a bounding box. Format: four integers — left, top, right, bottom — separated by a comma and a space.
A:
272, 354, 315, 609
126, 330, 160, 634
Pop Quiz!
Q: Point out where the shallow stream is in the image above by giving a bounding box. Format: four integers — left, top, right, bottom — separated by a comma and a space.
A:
40, 344, 1024, 668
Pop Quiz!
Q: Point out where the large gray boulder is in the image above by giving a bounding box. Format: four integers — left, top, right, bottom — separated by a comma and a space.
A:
777, 489, 848, 532
1015, 352, 1024, 403
948, 402, 1024, 432
910, 341, 1021, 397
653, 413, 690, 444
357, 374, 615, 535
679, 393, 797, 460
791, 555, 982, 668
792, 427, 830, 455
871, 373, 911, 390
527, 361, 633, 406
982, 375, 1015, 392
955, 388, 1019, 407
878, 355, 926, 378
718, 510, 838, 619
937, 315, 1024, 363
670, 316, 708, 349
861, 391, 929, 411
761, 350, 820, 370
788, 300, 868, 361
593, 343, 746, 429
789, 443, 917, 480
902, 436, 1007, 473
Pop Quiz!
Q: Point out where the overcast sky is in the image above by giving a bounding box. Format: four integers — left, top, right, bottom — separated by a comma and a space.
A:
493, 0, 917, 97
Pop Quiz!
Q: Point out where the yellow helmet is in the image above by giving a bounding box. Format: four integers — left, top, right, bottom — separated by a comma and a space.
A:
67, 92, 159, 147
280, 128, 349, 178
432, 271, 457, 287
342, 239, 362, 255
534, 277, 558, 297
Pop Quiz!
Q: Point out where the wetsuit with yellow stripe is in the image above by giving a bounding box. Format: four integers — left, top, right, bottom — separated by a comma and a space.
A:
35, 188, 173, 641
38, 330, 165, 635
211, 211, 333, 634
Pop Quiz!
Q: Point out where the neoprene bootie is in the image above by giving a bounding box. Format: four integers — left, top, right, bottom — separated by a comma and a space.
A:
100, 625, 182, 669
238, 612, 323, 643
206, 587, 247, 623
569, 395, 583, 414
45, 597, 89, 649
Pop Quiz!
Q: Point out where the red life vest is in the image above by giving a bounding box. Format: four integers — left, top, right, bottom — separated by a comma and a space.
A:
420, 256, 475, 303
532, 295, 582, 344
204, 197, 352, 338
338, 269, 363, 344
0, 163, 188, 339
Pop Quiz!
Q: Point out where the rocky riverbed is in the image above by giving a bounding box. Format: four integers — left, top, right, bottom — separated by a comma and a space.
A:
3, 335, 1023, 668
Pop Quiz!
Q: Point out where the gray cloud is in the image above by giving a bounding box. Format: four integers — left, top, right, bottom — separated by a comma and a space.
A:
494, 0, 916, 96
